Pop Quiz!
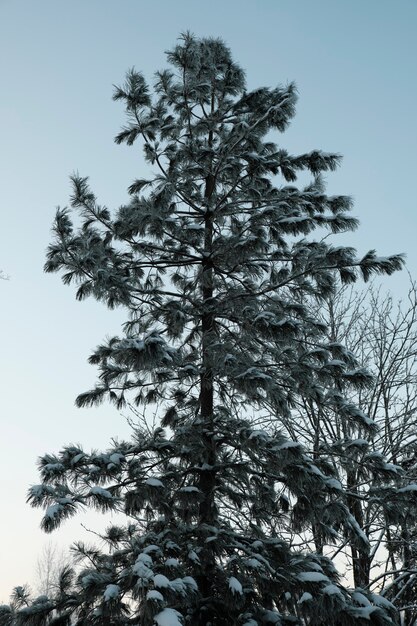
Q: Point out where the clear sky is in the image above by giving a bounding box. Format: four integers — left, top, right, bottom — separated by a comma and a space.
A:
1, 0, 416, 600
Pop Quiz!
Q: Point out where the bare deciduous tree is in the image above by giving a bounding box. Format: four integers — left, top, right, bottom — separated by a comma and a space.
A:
34, 542, 70, 597
279, 281, 417, 625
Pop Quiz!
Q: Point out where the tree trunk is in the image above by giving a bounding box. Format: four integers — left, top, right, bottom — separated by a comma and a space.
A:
196, 169, 218, 625
347, 471, 370, 588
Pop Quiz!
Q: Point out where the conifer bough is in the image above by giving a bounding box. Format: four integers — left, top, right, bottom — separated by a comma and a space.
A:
8, 34, 406, 626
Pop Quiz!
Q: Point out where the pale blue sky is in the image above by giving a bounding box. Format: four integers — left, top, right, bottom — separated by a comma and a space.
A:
0, 0, 416, 599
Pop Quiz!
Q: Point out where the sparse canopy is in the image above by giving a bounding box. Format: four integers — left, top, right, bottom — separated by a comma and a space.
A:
2, 34, 404, 626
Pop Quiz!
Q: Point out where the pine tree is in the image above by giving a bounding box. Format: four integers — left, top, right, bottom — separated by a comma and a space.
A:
2, 34, 405, 625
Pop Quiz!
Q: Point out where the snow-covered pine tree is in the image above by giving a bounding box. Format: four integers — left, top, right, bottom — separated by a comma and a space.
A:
3, 34, 405, 626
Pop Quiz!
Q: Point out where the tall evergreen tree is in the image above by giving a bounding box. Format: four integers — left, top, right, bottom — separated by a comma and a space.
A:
2, 34, 405, 625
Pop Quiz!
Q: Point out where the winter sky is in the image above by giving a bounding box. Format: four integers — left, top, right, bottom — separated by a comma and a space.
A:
0, 0, 416, 600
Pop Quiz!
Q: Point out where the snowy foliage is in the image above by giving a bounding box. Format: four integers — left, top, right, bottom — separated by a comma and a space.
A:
2, 34, 405, 626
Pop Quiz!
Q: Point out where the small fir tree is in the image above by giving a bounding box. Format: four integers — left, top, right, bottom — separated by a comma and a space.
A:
2, 34, 405, 626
